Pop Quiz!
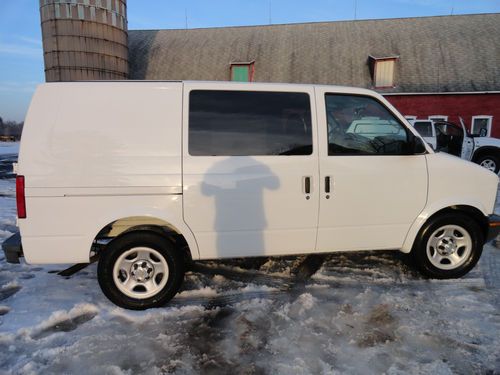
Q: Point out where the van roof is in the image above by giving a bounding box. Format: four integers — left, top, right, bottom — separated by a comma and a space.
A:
40, 80, 378, 95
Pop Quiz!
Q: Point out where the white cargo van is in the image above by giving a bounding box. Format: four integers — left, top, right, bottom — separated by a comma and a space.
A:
3, 81, 500, 310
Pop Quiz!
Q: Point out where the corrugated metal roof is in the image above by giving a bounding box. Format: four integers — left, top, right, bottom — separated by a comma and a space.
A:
128, 13, 500, 93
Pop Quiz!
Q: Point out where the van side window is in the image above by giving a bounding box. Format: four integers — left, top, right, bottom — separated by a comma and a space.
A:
325, 94, 410, 155
189, 90, 312, 156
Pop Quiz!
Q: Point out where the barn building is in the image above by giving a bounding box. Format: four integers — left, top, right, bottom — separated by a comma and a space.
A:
39, 1, 500, 137
127, 13, 500, 137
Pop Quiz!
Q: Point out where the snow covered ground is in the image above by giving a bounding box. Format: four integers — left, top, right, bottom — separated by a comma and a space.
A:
0, 142, 499, 374
0, 142, 19, 157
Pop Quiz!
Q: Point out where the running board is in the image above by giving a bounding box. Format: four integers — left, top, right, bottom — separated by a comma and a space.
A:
57, 255, 98, 277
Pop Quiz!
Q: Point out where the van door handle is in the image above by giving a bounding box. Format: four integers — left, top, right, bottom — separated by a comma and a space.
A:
304, 176, 311, 195
325, 176, 331, 193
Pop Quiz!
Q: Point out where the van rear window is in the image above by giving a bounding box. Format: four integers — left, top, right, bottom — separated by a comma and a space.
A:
189, 90, 312, 156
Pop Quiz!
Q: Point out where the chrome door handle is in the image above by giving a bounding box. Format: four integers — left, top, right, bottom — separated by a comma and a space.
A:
304, 176, 311, 194
325, 176, 332, 199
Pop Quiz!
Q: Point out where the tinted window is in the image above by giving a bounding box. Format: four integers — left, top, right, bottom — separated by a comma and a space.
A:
325, 94, 409, 155
189, 90, 312, 156
435, 122, 464, 156
413, 121, 433, 137
435, 122, 463, 137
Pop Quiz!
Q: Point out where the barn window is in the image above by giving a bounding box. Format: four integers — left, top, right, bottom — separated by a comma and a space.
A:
369, 55, 399, 88
230, 62, 255, 82
472, 115, 493, 137
428, 115, 448, 122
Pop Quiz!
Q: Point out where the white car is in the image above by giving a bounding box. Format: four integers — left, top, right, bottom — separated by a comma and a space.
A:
412, 118, 500, 173
3, 81, 500, 309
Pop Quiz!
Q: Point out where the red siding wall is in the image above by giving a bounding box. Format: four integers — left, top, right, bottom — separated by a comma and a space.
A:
384, 93, 500, 138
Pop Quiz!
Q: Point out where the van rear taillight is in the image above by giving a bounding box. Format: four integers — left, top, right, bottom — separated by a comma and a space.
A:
16, 176, 26, 219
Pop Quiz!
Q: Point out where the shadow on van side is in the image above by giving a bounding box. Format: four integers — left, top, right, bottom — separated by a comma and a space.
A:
201, 157, 279, 258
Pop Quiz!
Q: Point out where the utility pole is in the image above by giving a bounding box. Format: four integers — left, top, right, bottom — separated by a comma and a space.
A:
354, 0, 357, 20
185, 8, 188, 29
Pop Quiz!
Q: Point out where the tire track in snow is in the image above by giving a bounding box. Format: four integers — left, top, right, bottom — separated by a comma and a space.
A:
177, 253, 487, 309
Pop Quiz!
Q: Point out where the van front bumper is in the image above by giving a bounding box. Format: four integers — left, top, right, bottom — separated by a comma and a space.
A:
1, 232, 23, 264
487, 214, 500, 243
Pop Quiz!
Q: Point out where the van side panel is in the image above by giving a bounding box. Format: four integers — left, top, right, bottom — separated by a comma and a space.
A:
19, 82, 183, 188
21, 195, 198, 264
18, 82, 196, 263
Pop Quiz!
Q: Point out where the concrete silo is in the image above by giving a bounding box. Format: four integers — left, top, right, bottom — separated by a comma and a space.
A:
40, 0, 128, 81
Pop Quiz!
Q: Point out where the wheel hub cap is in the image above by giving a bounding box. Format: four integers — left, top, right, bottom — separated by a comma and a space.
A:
130, 260, 154, 282
480, 159, 496, 171
112, 247, 170, 299
436, 236, 457, 255
426, 224, 472, 270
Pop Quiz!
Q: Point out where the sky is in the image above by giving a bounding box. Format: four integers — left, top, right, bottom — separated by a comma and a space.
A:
0, 0, 499, 122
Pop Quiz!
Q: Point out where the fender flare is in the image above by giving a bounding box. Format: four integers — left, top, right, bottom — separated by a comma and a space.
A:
472, 146, 500, 162
86, 210, 200, 262
401, 199, 488, 253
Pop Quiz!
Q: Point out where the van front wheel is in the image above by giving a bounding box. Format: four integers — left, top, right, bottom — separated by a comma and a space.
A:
411, 213, 483, 279
97, 232, 185, 310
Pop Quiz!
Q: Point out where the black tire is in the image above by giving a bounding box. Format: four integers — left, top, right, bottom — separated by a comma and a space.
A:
476, 154, 500, 174
411, 213, 483, 279
97, 231, 185, 310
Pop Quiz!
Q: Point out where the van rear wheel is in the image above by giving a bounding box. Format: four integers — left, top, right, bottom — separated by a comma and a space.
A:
97, 232, 184, 310
411, 213, 483, 279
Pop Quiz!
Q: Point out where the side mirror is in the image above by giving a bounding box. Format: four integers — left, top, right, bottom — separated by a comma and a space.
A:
410, 135, 427, 154
479, 128, 487, 137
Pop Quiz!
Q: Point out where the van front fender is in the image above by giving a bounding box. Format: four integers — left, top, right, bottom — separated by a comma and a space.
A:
401, 198, 488, 253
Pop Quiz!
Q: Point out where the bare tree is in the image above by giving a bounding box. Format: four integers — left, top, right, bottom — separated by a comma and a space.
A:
0, 117, 24, 140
